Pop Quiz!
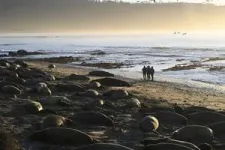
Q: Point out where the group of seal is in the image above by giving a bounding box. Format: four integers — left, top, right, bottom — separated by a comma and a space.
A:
1, 59, 225, 150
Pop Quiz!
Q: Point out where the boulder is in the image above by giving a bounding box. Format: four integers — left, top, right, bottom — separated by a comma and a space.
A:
17, 49, 28, 56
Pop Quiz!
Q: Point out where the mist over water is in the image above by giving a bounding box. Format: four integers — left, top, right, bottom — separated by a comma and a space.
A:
1, 33, 225, 86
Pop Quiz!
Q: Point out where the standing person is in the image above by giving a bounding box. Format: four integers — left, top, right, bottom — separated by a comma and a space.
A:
150, 66, 155, 81
147, 66, 151, 80
142, 66, 147, 80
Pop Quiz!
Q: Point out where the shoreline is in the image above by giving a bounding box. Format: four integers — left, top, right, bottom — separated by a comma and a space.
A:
26, 60, 225, 111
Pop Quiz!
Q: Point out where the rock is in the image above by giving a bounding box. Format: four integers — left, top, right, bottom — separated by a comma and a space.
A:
64, 74, 90, 81
25, 100, 43, 113
17, 49, 28, 56
1, 85, 22, 95
29, 127, 94, 146
48, 64, 56, 69
72, 111, 114, 127
41, 115, 74, 129
143, 143, 194, 150
36, 82, 48, 92
188, 111, 225, 125
57, 83, 85, 92
104, 89, 129, 99
88, 71, 114, 77
40, 96, 71, 106
90, 81, 101, 89
92, 78, 131, 87
8, 51, 17, 57
139, 115, 159, 132
149, 111, 187, 125
171, 125, 214, 145
74, 143, 133, 150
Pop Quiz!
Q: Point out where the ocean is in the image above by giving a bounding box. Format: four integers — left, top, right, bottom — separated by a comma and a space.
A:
1, 33, 225, 86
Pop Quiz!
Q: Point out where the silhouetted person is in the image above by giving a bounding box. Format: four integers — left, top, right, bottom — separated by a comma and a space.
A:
146, 66, 151, 80
142, 66, 147, 80
150, 66, 155, 81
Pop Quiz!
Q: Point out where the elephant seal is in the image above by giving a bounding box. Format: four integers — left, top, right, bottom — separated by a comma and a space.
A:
1, 85, 22, 95
88, 71, 114, 77
29, 127, 94, 146
139, 115, 159, 132
92, 78, 131, 87
126, 98, 141, 108
57, 83, 85, 92
188, 111, 225, 125
141, 137, 200, 150
83, 99, 104, 110
74, 143, 133, 150
149, 111, 187, 125
84, 89, 99, 98
143, 143, 193, 150
103, 89, 129, 99
171, 125, 214, 145
41, 115, 74, 129
48, 64, 56, 69
198, 143, 213, 150
72, 111, 114, 127
25, 100, 43, 113
4, 76, 25, 85
90, 81, 101, 89
40, 96, 72, 106
38, 86, 51, 96
207, 121, 225, 136
64, 74, 90, 81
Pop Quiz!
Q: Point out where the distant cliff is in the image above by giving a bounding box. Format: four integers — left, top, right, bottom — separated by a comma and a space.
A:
0, 0, 225, 33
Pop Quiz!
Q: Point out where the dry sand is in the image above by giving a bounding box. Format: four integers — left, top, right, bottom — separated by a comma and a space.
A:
27, 61, 225, 111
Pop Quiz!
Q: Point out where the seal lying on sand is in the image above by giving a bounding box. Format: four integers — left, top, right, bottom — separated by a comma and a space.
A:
147, 111, 187, 126
141, 137, 200, 150
88, 71, 114, 77
29, 127, 94, 146
139, 115, 159, 132
91, 78, 131, 87
41, 115, 74, 129
171, 125, 214, 145
188, 111, 225, 125
1, 85, 22, 95
72, 111, 114, 127
207, 121, 225, 137
143, 143, 194, 150
74, 143, 133, 150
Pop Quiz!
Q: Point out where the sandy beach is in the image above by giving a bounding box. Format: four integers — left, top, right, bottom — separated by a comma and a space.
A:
27, 61, 225, 111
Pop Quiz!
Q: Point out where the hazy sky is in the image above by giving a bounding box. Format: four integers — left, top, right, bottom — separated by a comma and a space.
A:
1, 0, 225, 33
126, 0, 224, 5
